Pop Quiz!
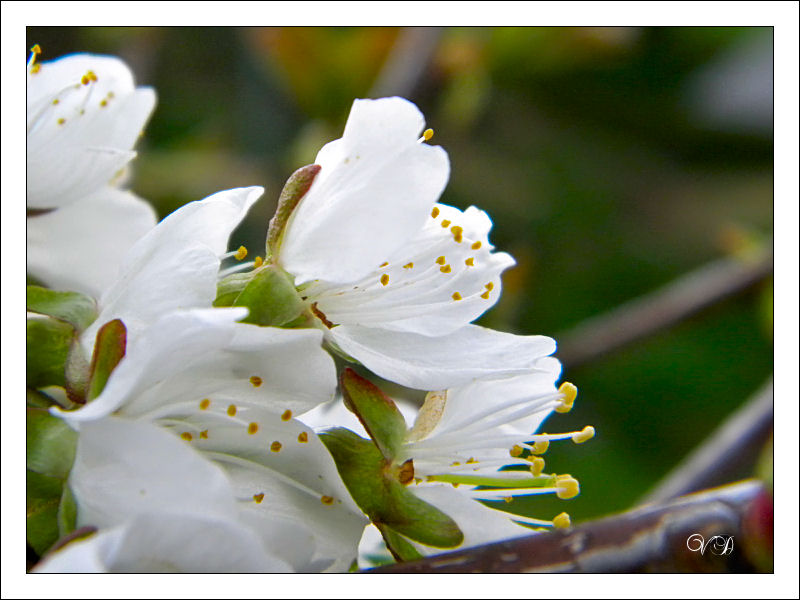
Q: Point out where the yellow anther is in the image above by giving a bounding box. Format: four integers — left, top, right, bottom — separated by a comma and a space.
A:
199, 430, 208, 439
530, 456, 546, 477
452, 292, 462, 301
552, 512, 571, 529
465, 257, 475, 267
52, 99, 59, 105
57, 118, 65, 125
466, 457, 478, 464
30, 64, 41, 74
253, 493, 265, 504
558, 382, 577, 407
480, 291, 491, 299
440, 264, 452, 273
254, 256, 263, 268
531, 440, 549, 455
297, 432, 308, 443
81, 73, 91, 85
281, 409, 292, 421
572, 425, 595, 444
509, 444, 525, 458
441, 219, 451, 228
180, 432, 193, 441
471, 241, 482, 250
503, 496, 513, 504
450, 461, 461, 467
403, 262, 414, 269
248, 422, 259, 435
31, 44, 42, 55
422, 128, 434, 141
100, 99, 108, 107
454, 233, 463, 243
270, 441, 282, 452
199, 398, 210, 410
250, 375, 263, 387
556, 476, 580, 500
380, 273, 390, 286
234, 245, 248, 260
431, 206, 440, 218
485, 282, 494, 291
436, 255, 446, 265
227, 404, 237, 417
380, 261, 389, 268
88, 70, 97, 82
321, 495, 335, 505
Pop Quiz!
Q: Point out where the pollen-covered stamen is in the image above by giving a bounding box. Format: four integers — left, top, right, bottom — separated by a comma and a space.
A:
281, 409, 292, 421
572, 425, 595, 444
419, 128, 434, 143
552, 512, 571, 528
555, 382, 578, 413
529, 456, 546, 477
555, 475, 580, 500
380, 273, 390, 286
452, 292, 462, 301
270, 441, 282, 452
28, 44, 42, 74
247, 422, 259, 435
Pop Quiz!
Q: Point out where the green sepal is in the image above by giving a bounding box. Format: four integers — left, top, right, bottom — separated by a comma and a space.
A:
27, 408, 77, 479
26, 470, 64, 556
320, 427, 464, 550
340, 368, 407, 461
65, 338, 90, 405
87, 319, 127, 401
233, 265, 306, 327
27, 388, 56, 409
266, 164, 321, 259
376, 523, 425, 562
58, 484, 78, 537
27, 285, 97, 332
213, 272, 255, 307
26, 316, 74, 389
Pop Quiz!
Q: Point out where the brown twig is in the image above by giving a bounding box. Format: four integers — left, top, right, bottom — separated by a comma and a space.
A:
640, 377, 773, 504
369, 27, 444, 99
556, 250, 773, 370
365, 480, 763, 573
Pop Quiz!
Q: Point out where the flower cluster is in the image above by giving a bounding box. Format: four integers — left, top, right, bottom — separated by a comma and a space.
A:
26, 48, 593, 573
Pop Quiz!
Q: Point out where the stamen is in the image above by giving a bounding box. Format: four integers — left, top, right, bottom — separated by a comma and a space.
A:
270, 441, 282, 452
555, 475, 580, 500
248, 422, 259, 435
254, 256, 264, 268
380, 273, 390, 286
465, 257, 475, 267
234, 245, 248, 260
440, 264, 452, 273
552, 512, 571, 528
281, 409, 292, 421
422, 128, 434, 141
217, 260, 256, 278
530, 456, 546, 477
199, 430, 209, 439
471, 241, 482, 250
452, 292, 462, 301
250, 376, 263, 387
199, 398, 211, 410
431, 206, 440, 218
227, 404, 237, 417
321, 495, 335, 505
180, 432, 193, 441
253, 493, 265, 504
485, 282, 494, 291
572, 426, 595, 444
481, 291, 491, 299
441, 219, 451, 228
555, 382, 578, 413
380, 261, 389, 268
436, 256, 446, 265
297, 432, 309, 443
28, 44, 42, 73
531, 440, 549, 455
403, 262, 414, 269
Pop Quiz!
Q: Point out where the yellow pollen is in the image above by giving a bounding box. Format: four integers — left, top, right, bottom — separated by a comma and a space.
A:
30, 64, 41, 74
503, 496, 513, 503
100, 99, 108, 107
52, 99, 59, 105
270, 441, 282, 452
466, 457, 478, 464
297, 432, 309, 443
380, 273, 390, 286
248, 422, 259, 435
254, 256, 263, 268
253, 493, 265, 504
471, 241, 482, 250
440, 264, 452, 273
57, 118, 65, 125
465, 257, 475, 267
180, 432, 193, 441
509, 444, 525, 458
234, 245, 248, 260
422, 128, 434, 141
88, 70, 97, 82
31, 44, 42, 55
431, 206, 440, 218
227, 404, 237, 417
450, 461, 461, 467
81, 73, 91, 85
441, 219, 451, 228
530, 456, 546, 477
452, 292, 462, 301
281, 409, 292, 421
556, 476, 580, 500
250, 376, 263, 387
380, 261, 389, 268
552, 512, 571, 529
403, 262, 414, 269
531, 440, 549, 455
199, 398, 210, 410
436, 255, 446, 265
199, 430, 208, 439
480, 291, 491, 299
321, 495, 335, 505
454, 233, 463, 243
572, 426, 595, 444
485, 282, 494, 291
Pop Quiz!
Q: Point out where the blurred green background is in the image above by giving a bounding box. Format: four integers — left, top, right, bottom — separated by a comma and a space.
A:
27, 27, 773, 524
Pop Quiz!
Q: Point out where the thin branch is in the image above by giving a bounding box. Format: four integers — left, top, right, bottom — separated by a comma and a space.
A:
369, 27, 444, 99
556, 249, 773, 370
366, 480, 764, 573
640, 377, 773, 504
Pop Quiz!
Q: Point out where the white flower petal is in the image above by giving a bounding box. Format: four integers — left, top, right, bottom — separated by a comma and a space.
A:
84, 186, 263, 346
26, 187, 157, 297
280, 98, 450, 285
329, 324, 557, 390
27, 54, 155, 209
